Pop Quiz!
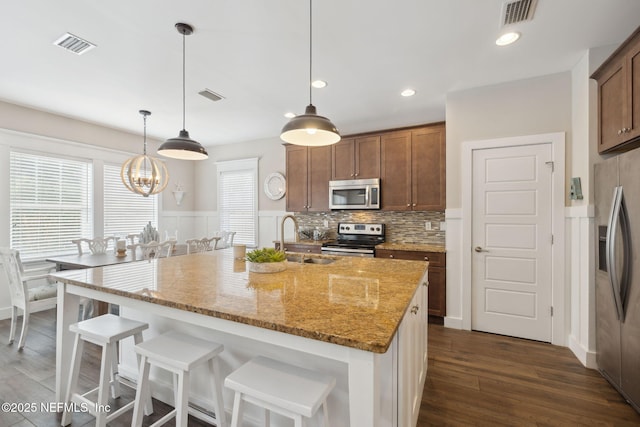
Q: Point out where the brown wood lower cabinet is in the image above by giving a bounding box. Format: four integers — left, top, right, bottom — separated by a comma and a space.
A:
376, 249, 446, 317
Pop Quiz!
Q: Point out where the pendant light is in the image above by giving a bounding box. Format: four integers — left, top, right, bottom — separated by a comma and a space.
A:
158, 23, 209, 160
121, 110, 169, 197
280, 0, 340, 146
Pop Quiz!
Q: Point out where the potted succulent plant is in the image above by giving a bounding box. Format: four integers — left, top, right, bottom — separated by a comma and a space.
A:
245, 248, 287, 273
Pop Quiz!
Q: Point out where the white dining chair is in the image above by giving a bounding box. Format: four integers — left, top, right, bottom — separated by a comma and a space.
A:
186, 238, 207, 254
0, 247, 57, 350
215, 231, 236, 249
71, 237, 118, 255
139, 241, 174, 260
127, 233, 142, 247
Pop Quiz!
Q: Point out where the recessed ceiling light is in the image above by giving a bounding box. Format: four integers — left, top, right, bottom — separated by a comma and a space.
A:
284, 112, 296, 119
401, 89, 416, 97
311, 80, 327, 88
496, 31, 521, 46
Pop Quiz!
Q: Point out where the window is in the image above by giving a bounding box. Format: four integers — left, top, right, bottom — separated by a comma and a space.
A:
103, 163, 158, 239
217, 158, 258, 246
10, 151, 93, 260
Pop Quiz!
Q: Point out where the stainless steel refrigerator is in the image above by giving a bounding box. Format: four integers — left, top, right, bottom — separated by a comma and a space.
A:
595, 148, 640, 413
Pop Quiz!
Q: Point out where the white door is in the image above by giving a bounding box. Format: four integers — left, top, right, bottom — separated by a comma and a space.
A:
471, 143, 553, 342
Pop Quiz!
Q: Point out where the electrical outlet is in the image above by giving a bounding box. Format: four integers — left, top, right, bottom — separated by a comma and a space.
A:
425, 221, 432, 231
440, 221, 447, 231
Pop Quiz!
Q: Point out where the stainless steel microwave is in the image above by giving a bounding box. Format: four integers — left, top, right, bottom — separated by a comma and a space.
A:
329, 178, 380, 210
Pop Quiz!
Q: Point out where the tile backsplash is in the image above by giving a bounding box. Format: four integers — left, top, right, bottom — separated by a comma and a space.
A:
295, 211, 445, 246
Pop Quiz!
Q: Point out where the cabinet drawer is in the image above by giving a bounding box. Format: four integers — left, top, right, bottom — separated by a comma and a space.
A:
375, 249, 445, 267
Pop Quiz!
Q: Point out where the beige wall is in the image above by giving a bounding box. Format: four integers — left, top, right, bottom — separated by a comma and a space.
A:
193, 137, 287, 212
0, 100, 196, 212
446, 72, 572, 208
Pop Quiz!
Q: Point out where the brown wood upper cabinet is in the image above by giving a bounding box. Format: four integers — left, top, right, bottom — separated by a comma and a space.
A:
381, 123, 446, 211
592, 26, 640, 153
331, 136, 380, 180
285, 145, 331, 212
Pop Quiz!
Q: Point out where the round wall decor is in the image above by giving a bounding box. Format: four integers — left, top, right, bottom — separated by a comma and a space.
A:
264, 172, 286, 200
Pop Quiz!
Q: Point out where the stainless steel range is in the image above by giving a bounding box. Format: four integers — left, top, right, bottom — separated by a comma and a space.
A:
321, 223, 385, 257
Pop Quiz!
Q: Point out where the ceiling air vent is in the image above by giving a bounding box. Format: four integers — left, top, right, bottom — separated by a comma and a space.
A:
53, 32, 96, 55
502, 0, 538, 26
198, 89, 225, 102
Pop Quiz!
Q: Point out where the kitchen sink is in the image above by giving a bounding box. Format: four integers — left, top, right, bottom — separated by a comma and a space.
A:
303, 257, 335, 264
285, 255, 336, 265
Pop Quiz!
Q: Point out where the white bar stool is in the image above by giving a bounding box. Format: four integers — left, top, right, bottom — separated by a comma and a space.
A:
131, 330, 227, 427
224, 356, 336, 427
61, 314, 152, 427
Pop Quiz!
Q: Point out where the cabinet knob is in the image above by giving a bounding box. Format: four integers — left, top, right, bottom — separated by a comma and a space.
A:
424, 256, 429, 261
412, 203, 416, 207
350, 173, 354, 177
355, 173, 359, 176
618, 129, 623, 135
407, 204, 411, 207
389, 254, 394, 258
307, 249, 312, 252
411, 305, 419, 315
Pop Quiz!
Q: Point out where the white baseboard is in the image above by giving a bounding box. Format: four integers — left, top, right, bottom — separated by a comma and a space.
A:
443, 316, 464, 329
569, 334, 597, 369
0, 305, 54, 321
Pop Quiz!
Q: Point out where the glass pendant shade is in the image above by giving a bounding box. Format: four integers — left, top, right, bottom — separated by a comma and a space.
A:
280, 104, 340, 146
158, 129, 208, 160
121, 154, 169, 197
121, 110, 169, 197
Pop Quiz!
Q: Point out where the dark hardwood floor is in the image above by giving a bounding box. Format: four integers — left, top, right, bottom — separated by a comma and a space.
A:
419, 323, 640, 426
1, 309, 639, 426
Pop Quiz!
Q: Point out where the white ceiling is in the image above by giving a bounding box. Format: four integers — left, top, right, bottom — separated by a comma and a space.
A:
1, 0, 639, 148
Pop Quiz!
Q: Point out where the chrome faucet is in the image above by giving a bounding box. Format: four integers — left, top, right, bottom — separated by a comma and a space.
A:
280, 214, 299, 253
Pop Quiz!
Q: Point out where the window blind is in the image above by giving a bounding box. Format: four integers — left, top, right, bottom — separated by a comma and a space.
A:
218, 159, 258, 246
103, 163, 158, 239
10, 151, 93, 260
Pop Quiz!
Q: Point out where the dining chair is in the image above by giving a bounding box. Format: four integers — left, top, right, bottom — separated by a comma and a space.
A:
139, 241, 174, 260
72, 237, 118, 255
186, 238, 207, 254
0, 247, 57, 350
202, 236, 220, 251
214, 231, 236, 249
127, 234, 142, 247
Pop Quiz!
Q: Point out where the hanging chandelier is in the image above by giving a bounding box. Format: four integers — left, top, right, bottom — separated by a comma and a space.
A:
157, 23, 208, 160
280, 0, 340, 146
121, 110, 169, 197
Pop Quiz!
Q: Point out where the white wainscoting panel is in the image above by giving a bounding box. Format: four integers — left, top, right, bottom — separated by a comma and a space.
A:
445, 208, 464, 329
566, 205, 596, 368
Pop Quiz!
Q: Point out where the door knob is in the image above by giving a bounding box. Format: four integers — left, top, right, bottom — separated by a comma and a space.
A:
474, 246, 488, 253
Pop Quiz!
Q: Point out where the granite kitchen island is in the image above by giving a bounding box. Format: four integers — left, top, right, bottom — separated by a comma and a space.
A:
51, 250, 428, 426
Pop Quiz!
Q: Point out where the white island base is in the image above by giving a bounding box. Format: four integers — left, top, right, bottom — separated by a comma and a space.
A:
56, 281, 428, 426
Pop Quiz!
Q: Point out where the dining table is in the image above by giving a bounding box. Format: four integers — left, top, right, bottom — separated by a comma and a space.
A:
46, 244, 189, 271
46, 244, 188, 315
